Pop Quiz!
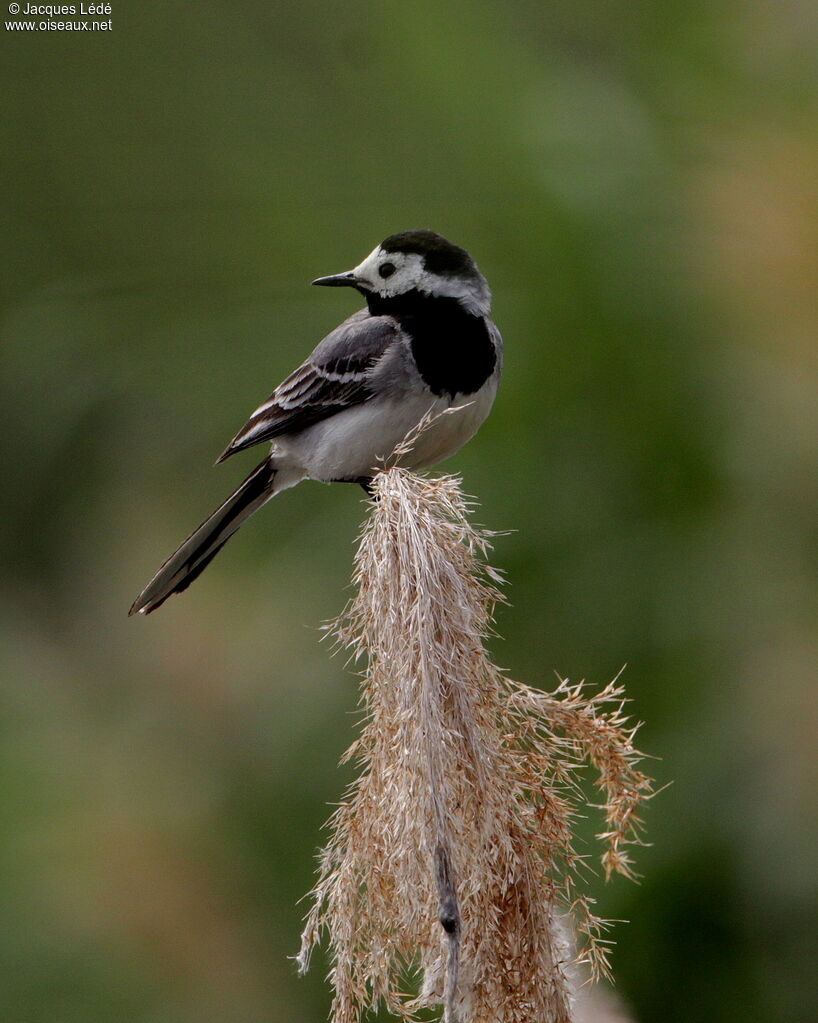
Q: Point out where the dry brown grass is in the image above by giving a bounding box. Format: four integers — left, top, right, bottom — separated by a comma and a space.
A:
297, 469, 653, 1023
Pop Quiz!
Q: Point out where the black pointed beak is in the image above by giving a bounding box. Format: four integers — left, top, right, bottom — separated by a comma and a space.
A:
311, 270, 361, 288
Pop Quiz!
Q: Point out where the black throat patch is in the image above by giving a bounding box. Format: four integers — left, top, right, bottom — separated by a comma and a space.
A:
366, 290, 496, 398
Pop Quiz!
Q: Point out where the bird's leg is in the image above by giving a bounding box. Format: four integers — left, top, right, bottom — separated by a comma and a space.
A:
358, 477, 377, 500
332, 476, 378, 500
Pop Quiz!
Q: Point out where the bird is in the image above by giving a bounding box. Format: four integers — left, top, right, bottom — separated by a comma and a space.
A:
129, 230, 503, 615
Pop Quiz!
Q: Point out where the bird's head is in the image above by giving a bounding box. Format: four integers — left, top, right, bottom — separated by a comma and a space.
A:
312, 230, 491, 316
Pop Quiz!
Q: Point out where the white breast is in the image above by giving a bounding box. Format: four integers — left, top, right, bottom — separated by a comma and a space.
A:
271, 378, 499, 483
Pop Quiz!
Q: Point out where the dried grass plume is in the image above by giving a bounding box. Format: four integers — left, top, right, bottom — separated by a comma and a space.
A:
298, 468, 653, 1023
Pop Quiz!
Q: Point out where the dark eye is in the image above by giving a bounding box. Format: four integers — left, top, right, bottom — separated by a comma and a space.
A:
378, 262, 396, 279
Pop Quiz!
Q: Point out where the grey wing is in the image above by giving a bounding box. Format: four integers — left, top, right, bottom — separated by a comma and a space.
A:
487, 318, 503, 375
217, 310, 400, 462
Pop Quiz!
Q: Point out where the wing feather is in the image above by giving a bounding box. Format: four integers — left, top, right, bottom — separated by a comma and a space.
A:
217, 311, 399, 462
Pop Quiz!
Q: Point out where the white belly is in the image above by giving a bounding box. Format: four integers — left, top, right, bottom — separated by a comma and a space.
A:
271, 380, 498, 482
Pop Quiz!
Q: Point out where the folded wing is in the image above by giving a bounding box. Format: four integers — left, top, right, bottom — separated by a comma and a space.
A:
217, 311, 399, 462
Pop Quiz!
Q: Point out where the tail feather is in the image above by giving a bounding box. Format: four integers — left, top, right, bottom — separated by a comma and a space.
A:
129, 458, 277, 616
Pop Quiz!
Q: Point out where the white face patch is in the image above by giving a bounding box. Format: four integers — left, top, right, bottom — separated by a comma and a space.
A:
351, 246, 491, 316
352, 247, 425, 298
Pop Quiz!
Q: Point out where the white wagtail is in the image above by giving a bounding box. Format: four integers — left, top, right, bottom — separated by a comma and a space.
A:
130, 230, 503, 615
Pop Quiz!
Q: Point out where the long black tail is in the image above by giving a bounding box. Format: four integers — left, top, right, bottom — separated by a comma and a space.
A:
129, 458, 277, 616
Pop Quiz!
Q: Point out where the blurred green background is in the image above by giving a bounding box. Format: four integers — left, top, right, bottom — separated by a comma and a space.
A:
1, 2, 816, 1021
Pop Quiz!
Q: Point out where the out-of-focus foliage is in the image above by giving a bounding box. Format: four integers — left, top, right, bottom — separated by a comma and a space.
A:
1, 2, 815, 1021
